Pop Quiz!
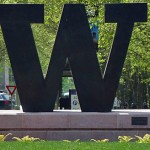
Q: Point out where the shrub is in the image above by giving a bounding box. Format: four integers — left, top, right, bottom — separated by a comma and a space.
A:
135, 134, 150, 143
118, 136, 134, 142
12, 135, 41, 142
0, 133, 12, 141
63, 139, 80, 142
90, 139, 109, 142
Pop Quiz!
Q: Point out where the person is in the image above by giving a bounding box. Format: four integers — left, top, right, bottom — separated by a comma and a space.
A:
113, 97, 121, 109
122, 101, 128, 109
143, 101, 148, 109
59, 96, 70, 110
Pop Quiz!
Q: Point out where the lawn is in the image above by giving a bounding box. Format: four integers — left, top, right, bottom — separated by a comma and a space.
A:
0, 141, 150, 150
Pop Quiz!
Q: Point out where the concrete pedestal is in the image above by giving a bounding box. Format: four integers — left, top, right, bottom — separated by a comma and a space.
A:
0, 109, 150, 141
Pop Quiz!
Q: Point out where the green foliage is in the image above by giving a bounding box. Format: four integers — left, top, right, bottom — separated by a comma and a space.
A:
62, 140, 71, 142
63, 138, 110, 143
90, 139, 109, 142
12, 135, 41, 142
0, 133, 12, 141
0, 141, 150, 150
63, 139, 80, 142
62, 77, 75, 94
9, 134, 150, 143
135, 134, 150, 143
118, 136, 134, 142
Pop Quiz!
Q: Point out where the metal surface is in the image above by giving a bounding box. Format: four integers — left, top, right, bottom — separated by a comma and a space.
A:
46, 4, 103, 112
103, 3, 147, 111
0, 4, 147, 112
0, 5, 47, 112
132, 117, 148, 125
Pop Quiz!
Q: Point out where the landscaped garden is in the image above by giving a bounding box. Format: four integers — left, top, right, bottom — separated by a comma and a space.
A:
0, 134, 150, 150
0, 141, 150, 150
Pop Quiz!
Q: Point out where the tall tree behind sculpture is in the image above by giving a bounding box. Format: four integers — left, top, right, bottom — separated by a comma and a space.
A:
0, 3, 147, 112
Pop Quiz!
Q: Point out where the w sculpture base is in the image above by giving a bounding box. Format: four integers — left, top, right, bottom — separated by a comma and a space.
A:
0, 109, 150, 141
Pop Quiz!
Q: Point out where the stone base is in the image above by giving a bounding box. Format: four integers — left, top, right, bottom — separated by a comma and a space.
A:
0, 109, 150, 141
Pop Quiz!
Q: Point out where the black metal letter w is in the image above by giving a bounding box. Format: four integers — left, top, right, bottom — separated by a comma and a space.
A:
0, 4, 147, 112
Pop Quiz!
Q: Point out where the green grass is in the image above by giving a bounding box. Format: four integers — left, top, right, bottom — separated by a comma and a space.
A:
0, 141, 150, 150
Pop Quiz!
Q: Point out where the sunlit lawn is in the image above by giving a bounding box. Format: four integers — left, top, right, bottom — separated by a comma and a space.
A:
0, 141, 150, 150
